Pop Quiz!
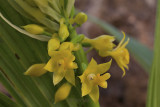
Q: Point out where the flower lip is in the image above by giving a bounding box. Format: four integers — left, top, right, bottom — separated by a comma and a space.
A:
58, 59, 65, 66
87, 73, 96, 80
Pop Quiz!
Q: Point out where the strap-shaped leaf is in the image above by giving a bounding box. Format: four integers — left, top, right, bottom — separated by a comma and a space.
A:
66, 0, 75, 17
33, 0, 62, 22
48, 0, 61, 13
0, 92, 20, 107
147, 0, 160, 106
0, 71, 26, 106
0, 12, 51, 41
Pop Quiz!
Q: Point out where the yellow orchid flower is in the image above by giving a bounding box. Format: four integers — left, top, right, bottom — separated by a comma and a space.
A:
44, 50, 78, 85
82, 35, 116, 56
103, 32, 130, 77
54, 83, 72, 103
79, 58, 111, 102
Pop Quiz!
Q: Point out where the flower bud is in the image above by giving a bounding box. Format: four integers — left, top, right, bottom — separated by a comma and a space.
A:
48, 38, 60, 56
74, 12, 88, 25
22, 24, 44, 34
24, 64, 47, 76
54, 83, 72, 103
59, 19, 69, 41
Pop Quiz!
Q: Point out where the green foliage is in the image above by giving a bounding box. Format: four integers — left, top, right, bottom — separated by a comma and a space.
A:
0, 1, 55, 106
0, 92, 20, 107
147, 0, 160, 106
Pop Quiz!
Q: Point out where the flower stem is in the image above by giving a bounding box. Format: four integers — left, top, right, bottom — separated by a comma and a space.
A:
69, 26, 100, 107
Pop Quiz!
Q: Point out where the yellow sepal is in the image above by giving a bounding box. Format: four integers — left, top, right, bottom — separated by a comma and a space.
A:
59, 42, 80, 51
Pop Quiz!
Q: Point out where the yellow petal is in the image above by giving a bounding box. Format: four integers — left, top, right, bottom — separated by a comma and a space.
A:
97, 59, 112, 74
122, 48, 130, 64
98, 81, 108, 88
120, 38, 129, 49
48, 38, 60, 52
81, 81, 93, 96
54, 83, 72, 103
48, 50, 56, 57
89, 86, 99, 103
116, 31, 126, 49
59, 42, 74, 51
65, 70, 75, 86
85, 58, 98, 75
24, 64, 47, 76
51, 50, 72, 59
92, 35, 115, 51
68, 62, 78, 69
53, 67, 66, 85
44, 59, 55, 72
101, 73, 111, 81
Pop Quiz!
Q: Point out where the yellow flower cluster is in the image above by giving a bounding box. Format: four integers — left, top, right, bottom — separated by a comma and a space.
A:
24, 17, 81, 102
82, 32, 130, 77
23, 13, 130, 103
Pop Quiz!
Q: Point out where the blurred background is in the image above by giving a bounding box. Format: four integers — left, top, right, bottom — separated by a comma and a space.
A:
75, 0, 156, 107
0, 0, 157, 107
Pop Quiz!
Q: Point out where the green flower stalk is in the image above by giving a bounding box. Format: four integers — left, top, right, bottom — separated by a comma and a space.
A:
0, 0, 130, 106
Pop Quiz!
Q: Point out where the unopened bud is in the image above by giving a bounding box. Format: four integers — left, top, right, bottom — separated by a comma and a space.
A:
74, 12, 87, 25
22, 24, 44, 34
59, 19, 69, 41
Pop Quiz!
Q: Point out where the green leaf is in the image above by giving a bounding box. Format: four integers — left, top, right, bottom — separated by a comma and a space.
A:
33, 0, 62, 22
66, 0, 75, 17
0, 70, 26, 106
147, 0, 160, 106
0, 12, 51, 41
0, 1, 55, 106
48, 0, 61, 13
88, 15, 153, 72
0, 92, 20, 107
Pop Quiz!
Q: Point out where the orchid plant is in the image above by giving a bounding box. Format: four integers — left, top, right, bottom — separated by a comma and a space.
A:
6, 0, 160, 107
